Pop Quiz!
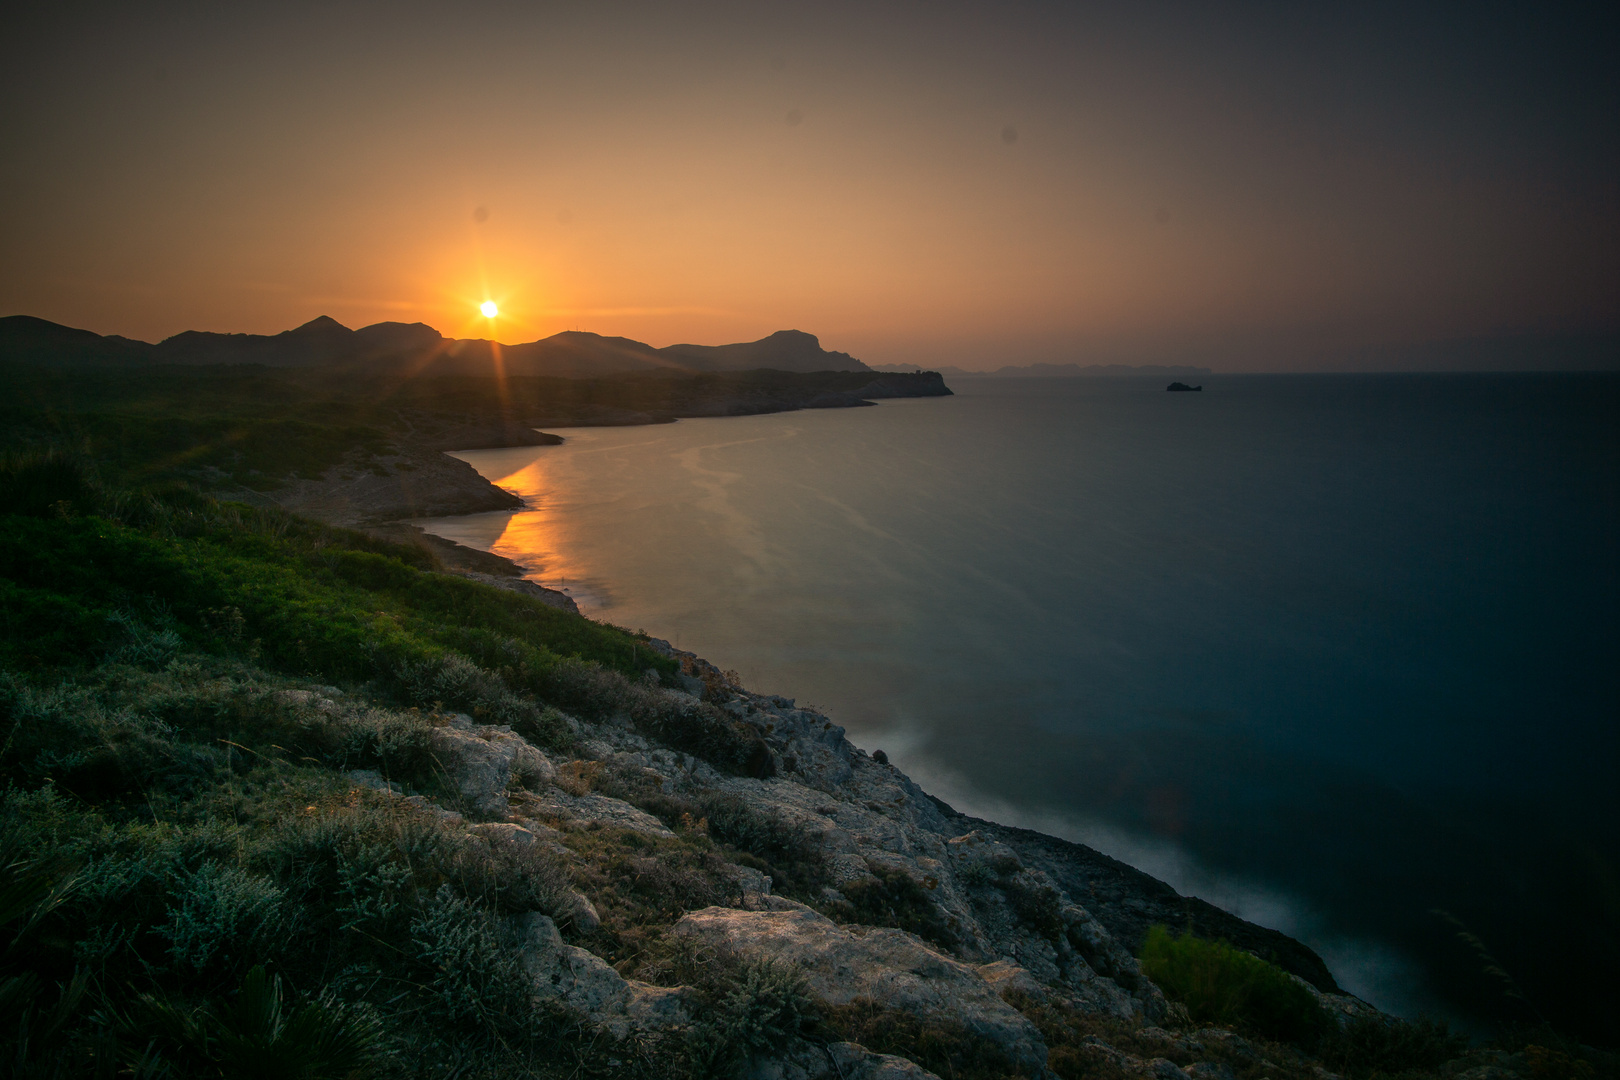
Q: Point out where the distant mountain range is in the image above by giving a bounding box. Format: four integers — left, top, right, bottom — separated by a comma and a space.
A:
870, 361, 1214, 379
0, 315, 872, 377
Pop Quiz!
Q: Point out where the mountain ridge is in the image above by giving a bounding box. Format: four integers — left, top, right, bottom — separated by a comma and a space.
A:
0, 314, 873, 376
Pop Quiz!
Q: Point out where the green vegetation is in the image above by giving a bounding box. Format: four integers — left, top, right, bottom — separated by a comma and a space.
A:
0, 452, 784, 1076
0, 451, 674, 690
1324, 1014, 1472, 1079
830, 864, 959, 950
819, 996, 1027, 1080
1139, 925, 1329, 1044
0, 362, 928, 490
640, 942, 817, 1077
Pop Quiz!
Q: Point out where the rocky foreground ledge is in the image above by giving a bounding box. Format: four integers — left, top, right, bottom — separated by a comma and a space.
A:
288, 629, 1395, 1080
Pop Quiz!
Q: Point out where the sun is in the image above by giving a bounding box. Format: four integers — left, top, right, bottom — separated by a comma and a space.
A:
480, 300, 499, 318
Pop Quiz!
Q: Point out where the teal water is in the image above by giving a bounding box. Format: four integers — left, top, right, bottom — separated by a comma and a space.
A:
419, 374, 1619, 1036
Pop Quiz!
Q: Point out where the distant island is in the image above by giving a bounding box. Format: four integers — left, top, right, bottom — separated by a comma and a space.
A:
1165, 381, 1203, 392
871, 360, 1215, 380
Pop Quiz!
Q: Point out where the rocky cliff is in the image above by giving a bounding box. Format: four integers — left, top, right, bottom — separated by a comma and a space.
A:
296, 627, 1390, 1079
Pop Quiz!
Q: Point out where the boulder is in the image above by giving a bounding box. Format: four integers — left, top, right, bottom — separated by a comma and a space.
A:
746, 1040, 944, 1080
520, 788, 676, 838
428, 718, 553, 817
673, 902, 1047, 1072
509, 912, 689, 1036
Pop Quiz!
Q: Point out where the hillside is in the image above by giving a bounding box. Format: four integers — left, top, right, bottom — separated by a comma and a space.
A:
0, 355, 947, 525
3, 453, 1552, 1079
0, 315, 874, 377
0, 339, 1604, 1078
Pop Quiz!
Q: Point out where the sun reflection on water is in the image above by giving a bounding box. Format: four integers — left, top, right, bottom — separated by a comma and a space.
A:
415, 451, 611, 611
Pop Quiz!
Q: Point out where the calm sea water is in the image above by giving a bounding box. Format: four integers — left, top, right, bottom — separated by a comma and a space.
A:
419, 374, 1619, 1036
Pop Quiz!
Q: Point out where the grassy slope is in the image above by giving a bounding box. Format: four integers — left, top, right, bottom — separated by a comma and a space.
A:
0, 454, 808, 1076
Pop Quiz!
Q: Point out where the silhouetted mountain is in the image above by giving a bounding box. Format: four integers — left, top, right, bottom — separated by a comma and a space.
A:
659, 329, 868, 373
0, 315, 152, 365
0, 315, 873, 377
352, 321, 449, 355
151, 315, 362, 366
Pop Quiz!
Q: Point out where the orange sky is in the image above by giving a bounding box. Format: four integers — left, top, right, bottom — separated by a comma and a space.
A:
1, 3, 1614, 370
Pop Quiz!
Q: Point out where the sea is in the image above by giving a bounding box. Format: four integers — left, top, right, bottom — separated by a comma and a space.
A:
417, 373, 1620, 1040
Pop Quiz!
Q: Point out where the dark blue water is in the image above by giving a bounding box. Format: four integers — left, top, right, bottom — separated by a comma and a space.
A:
423, 373, 1620, 1037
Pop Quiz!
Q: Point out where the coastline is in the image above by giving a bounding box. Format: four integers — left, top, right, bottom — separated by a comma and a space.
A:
349, 459, 1355, 1004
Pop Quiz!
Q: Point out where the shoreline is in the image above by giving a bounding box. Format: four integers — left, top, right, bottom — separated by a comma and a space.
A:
365, 458, 1358, 1006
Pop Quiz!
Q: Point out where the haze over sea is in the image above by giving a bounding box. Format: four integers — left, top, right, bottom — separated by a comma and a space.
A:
420, 374, 1619, 1034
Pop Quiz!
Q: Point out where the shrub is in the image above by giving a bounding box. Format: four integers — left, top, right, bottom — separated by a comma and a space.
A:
1325, 1014, 1470, 1078
409, 885, 532, 1031
159, 862, 291, 975
104, 611, 184, 668
444, 825, 574, 918
818, 997, 1024, 1080
115, 964, 384, 1079
696, 794, 829, 900
1139, 925, 1329, 1045
0, 669, 217, 801
685, 956, 816, 1077
831, 865, 957, 949
628, 688, 774, 778
997, 875, 1062, 944
0, 449, 96, 518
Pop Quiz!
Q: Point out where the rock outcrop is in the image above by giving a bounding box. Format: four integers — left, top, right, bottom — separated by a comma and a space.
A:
275, 639, 1383, 1079
674, 900, 1050, 1072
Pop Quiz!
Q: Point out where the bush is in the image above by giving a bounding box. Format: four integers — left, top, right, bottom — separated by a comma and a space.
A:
830, 865, 957, 949
641, 939, 814, 1078
0, 668, 218, 801
696, 794, 829, 901
1139, 925, 1329, 1045
0, 449, 96, 518
114, 964, 384, 1079
628, 687, 774, 778
409, 885, 532, 1031
685, 956, 816, 1077
818, 997, 1024, 1080
159, 862, 291, 975
1325, 1014, 1470, 1078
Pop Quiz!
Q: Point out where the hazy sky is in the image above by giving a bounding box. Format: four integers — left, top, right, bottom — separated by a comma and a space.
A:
2, 2, 1615, 370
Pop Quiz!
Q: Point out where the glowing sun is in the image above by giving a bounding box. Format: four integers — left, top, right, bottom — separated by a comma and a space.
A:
480, 300, 499, 318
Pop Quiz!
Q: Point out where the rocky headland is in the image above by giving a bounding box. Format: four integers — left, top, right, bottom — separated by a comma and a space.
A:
5, 323, 1595, 1077
302, 628, 1391, 1080
227, 429, 1411, 1077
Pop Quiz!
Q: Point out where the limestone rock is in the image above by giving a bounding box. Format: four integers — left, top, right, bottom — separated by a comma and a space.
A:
745, 1040, 944, 1080
975, 959, 1048, 1002
429, 718, 553, 817
470, 821, 536, 847
509, 912, 690, 1036
346, 769, 402, 794
1141, 1059, 1192, 1080
520, 789, 676, 838
559, 889, 602, 932
673, 903, 1047, 1072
